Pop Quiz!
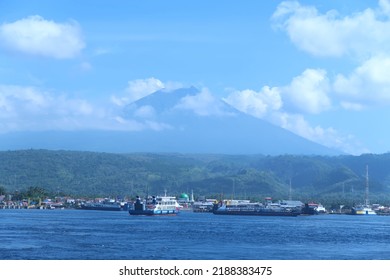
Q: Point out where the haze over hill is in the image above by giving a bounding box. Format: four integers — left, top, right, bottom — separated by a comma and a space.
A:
0, 87, 340, 155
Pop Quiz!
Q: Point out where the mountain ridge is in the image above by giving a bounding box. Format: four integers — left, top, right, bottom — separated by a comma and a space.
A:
120, 86, 341, 155
1, 150, 389, 208
0, 86, 341, 155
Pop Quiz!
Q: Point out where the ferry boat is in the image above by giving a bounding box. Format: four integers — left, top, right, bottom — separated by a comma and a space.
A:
212, 199, 300, 217
301, 202, 328, 215
129, 195, 181, 215
351, 205, 376, 215
192, 199, 215, 213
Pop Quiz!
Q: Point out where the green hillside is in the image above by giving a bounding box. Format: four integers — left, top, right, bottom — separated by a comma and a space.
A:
1, 150, 390, 207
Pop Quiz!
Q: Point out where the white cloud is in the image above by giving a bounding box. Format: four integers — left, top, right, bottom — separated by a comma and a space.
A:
272, 1, 390, 110
283, 68, 331, 114
0, 77, 188, 133
126, 77, 164, 101
272, 111, 368, 155
272, 0, 390, 57
144, 120, 173, 131
113, 116, 172, 131
223, 67, 366, 154
272, 112, 332, 147
0, 86, 114, 131
0, 85, 99, 132
0, 85, 52, 118
111, 77, 165, 106
223, 86, 282, 118
0, 15, 85, 59
113, 116, 170, 131
175, 88, 231, 116
269, 1, 390, 153
0, 84, 175, 133
379, 0, 390, 16
340, 102, 365, 111
334, 54, 390, 106
225, 69, 331, 116
133, 105, 156, 119
225, 86, 363, 154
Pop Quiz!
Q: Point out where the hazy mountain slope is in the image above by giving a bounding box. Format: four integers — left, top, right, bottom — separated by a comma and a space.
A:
0, 87, 341, 155
120, 86, 341, 155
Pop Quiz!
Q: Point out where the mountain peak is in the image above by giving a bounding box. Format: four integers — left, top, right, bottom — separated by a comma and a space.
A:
131, 86, 199, 109
119, 86, 341, 155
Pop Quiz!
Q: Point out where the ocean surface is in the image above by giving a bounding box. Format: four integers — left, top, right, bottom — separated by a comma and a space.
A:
1, 209, 390, 260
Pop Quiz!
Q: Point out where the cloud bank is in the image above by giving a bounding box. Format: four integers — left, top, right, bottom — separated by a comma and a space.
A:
272, 0, 390, 58
0, 15, 85, 59
0, 78, 183, 133
175, 88, 233, 116
271, 0, 390, 111
111, 77, 183, 106
224, 0, 390, 154
0, 85, 97, 132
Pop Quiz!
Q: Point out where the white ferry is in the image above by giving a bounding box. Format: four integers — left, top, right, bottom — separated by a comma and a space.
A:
129, 195, 181, 215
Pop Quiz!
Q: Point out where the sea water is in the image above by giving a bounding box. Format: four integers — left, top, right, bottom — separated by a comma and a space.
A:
1, 209, 390, 260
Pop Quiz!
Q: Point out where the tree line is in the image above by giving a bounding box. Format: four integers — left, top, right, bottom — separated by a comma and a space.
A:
1, 150, 390, 208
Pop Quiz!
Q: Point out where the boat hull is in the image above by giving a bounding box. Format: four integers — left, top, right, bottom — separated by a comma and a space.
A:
350, 205, 376, 215
129, 209, 179, 216
213, 210, 300, 217
350, 209, 376, 215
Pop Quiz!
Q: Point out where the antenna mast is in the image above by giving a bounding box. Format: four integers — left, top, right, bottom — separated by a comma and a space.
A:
365, 165, 369, 206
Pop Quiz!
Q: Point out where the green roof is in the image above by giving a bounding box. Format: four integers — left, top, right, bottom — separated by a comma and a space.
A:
180, 193, 189, 199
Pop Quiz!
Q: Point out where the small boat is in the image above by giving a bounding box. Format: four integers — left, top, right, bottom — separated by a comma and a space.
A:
212, 200, 300, 217
129, 195, 181, 216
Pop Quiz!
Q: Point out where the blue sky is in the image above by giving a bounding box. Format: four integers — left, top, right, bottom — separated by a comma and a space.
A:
1, 0, 390, 155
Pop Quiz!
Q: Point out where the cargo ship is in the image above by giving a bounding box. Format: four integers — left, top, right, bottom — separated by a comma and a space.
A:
80, 201, 122, 211
212, 199, 300, 217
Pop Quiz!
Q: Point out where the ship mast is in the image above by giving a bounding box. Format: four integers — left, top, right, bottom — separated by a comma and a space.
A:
365, 165, 369, 206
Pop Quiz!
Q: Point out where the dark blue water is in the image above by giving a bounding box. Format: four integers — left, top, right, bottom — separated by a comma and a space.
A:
1, 209, 390, 260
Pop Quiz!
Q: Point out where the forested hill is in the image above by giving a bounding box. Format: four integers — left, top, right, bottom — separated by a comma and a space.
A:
1, 150, 390, 204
